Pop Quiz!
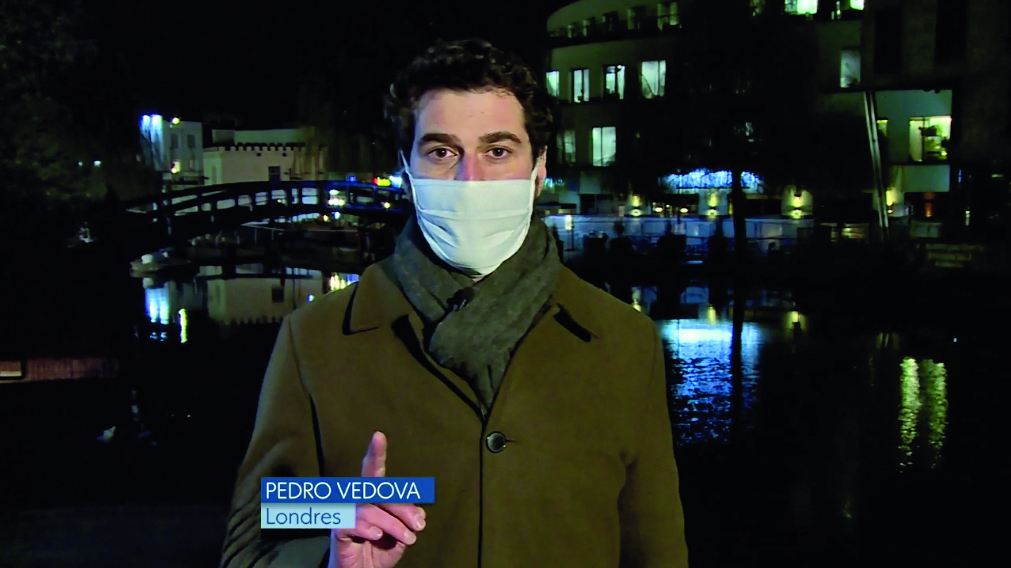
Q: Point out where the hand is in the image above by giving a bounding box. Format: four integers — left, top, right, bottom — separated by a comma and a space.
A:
329, 431, 426, 568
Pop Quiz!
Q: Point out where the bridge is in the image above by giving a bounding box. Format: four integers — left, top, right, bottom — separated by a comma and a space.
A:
103, 180, 411, 259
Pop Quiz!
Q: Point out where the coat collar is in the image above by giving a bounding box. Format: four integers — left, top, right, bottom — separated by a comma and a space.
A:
345, 257, 600, 342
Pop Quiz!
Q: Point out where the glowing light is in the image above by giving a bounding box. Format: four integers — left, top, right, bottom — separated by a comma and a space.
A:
323, 215, 329, 221
382, 202, 391, 209
179, 309, 188, 343
170, 160, 181, 174
631, 208, 642, 217
564, 215, 574, 231
654, 206, 664, 213
334, 212, 341, 220
93, 160, 101, 167
329, 189, 338, 195
660, 169, 763, 193
151, 115, 163, 129
389, 174, 403, 188
792, 195, 803, 208
171, 117, 180, 125
374, 177, 392, 187
308, 295, 315, 302
850, 0, 864, 9
706, 306, 718, 325
708, 192, 719, 208
680, 207, 689, 214
707, 209, 718, 219
790, 210, 803, 220
631, 195, 642, 207
348, 176, 356, 182
791, 311, 800, 323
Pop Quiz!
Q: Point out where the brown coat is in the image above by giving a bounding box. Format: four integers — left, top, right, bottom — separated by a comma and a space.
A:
221, 259, 688, 568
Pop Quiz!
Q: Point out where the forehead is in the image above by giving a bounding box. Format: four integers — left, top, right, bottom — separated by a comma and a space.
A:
414, 88, 528, 143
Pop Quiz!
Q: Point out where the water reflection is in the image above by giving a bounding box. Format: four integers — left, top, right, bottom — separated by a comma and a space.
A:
139, 266, 360, 341
660, 315, 763, 446
900, 356, 948, 470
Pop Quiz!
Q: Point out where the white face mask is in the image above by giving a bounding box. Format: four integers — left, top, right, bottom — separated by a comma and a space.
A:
401, 151, 541, 277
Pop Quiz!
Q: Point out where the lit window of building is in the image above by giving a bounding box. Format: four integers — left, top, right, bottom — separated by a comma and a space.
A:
785, 0, 818, 15
640, 60, 666, 99
556, 130, 577, 165
572, 68, 590, 103
545, 70, 560, 97
628, 5, 646, 31
840, 48, 861, 88
876, 119, 888, 138
909, 116, 952, 162
591, 126, 616, 166
657, 2, 678, 29
604, 65, 625, 99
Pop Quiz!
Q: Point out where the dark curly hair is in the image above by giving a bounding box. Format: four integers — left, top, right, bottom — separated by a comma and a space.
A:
384, 38, 553, 166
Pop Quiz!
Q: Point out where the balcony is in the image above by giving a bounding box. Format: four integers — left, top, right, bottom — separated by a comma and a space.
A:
548, 16, 681, 48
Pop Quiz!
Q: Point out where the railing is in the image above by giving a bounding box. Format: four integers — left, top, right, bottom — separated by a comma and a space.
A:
547, 15, 681, 47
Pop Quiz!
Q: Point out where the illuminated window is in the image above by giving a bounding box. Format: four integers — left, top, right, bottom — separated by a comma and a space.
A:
909, 116, 951, 162
557, 130, 577, 165
604, 65, 625, 99
840, 48, 861, 88
785, 0, 818, 15
566, 23, 576, 38
641, 60, 666, 98
545, 70, 560, 97
628, 5, 646, 30
877, 118, 888, 138
572, 68, 590, 103
591, 127, 616, 167
564, 130, 576, 164
850, 0, 864, 8
583, 17, 596, 36
657, 2, 678, 29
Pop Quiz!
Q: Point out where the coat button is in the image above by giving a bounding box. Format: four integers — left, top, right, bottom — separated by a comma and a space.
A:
485, 431, 507, 453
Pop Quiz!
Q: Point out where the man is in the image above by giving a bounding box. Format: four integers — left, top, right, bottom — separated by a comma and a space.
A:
221, 39, 688, 568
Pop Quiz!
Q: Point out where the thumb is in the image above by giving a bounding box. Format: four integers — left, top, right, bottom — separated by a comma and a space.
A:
360, 431, 387, 477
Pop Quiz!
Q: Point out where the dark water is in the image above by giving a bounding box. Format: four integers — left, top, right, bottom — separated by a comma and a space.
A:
1, 265, 1007, 567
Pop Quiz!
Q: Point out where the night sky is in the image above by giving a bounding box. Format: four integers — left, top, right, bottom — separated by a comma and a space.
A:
78, 0, 572, 130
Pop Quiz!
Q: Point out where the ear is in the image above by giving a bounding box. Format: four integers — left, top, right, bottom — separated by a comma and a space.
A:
534, 147, 548, 199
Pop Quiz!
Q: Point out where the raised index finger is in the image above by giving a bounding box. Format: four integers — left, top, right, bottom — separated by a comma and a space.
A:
361, 431, 387, 477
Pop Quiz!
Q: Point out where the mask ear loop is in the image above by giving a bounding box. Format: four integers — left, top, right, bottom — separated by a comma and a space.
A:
399, 150, 416, 203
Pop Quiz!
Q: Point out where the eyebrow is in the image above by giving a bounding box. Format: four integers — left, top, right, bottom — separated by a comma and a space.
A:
417, 131, 523, 147
479, 131, 523, 145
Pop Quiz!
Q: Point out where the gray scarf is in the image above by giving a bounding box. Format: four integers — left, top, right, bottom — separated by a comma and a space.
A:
388, 213, 560, 410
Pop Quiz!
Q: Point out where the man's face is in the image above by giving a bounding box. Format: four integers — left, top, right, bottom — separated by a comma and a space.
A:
409, 88, 547, 197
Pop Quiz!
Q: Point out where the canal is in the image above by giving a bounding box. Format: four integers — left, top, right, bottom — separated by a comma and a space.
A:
0, 261, 1005, 567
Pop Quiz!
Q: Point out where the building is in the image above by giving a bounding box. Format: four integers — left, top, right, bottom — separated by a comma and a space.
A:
203, 129, 326, 185
139, 114, 204, 190
541, 0, 867, 235
859, 0, 1011, 240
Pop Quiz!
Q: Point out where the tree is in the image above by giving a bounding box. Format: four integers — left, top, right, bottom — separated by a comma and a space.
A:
660, 0, 821, 271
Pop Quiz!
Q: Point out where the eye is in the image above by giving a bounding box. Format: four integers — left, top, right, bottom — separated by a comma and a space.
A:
428, 147, 456, 160
488, 147, 511, 158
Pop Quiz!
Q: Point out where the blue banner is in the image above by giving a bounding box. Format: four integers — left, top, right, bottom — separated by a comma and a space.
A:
261, 477, 435, 504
